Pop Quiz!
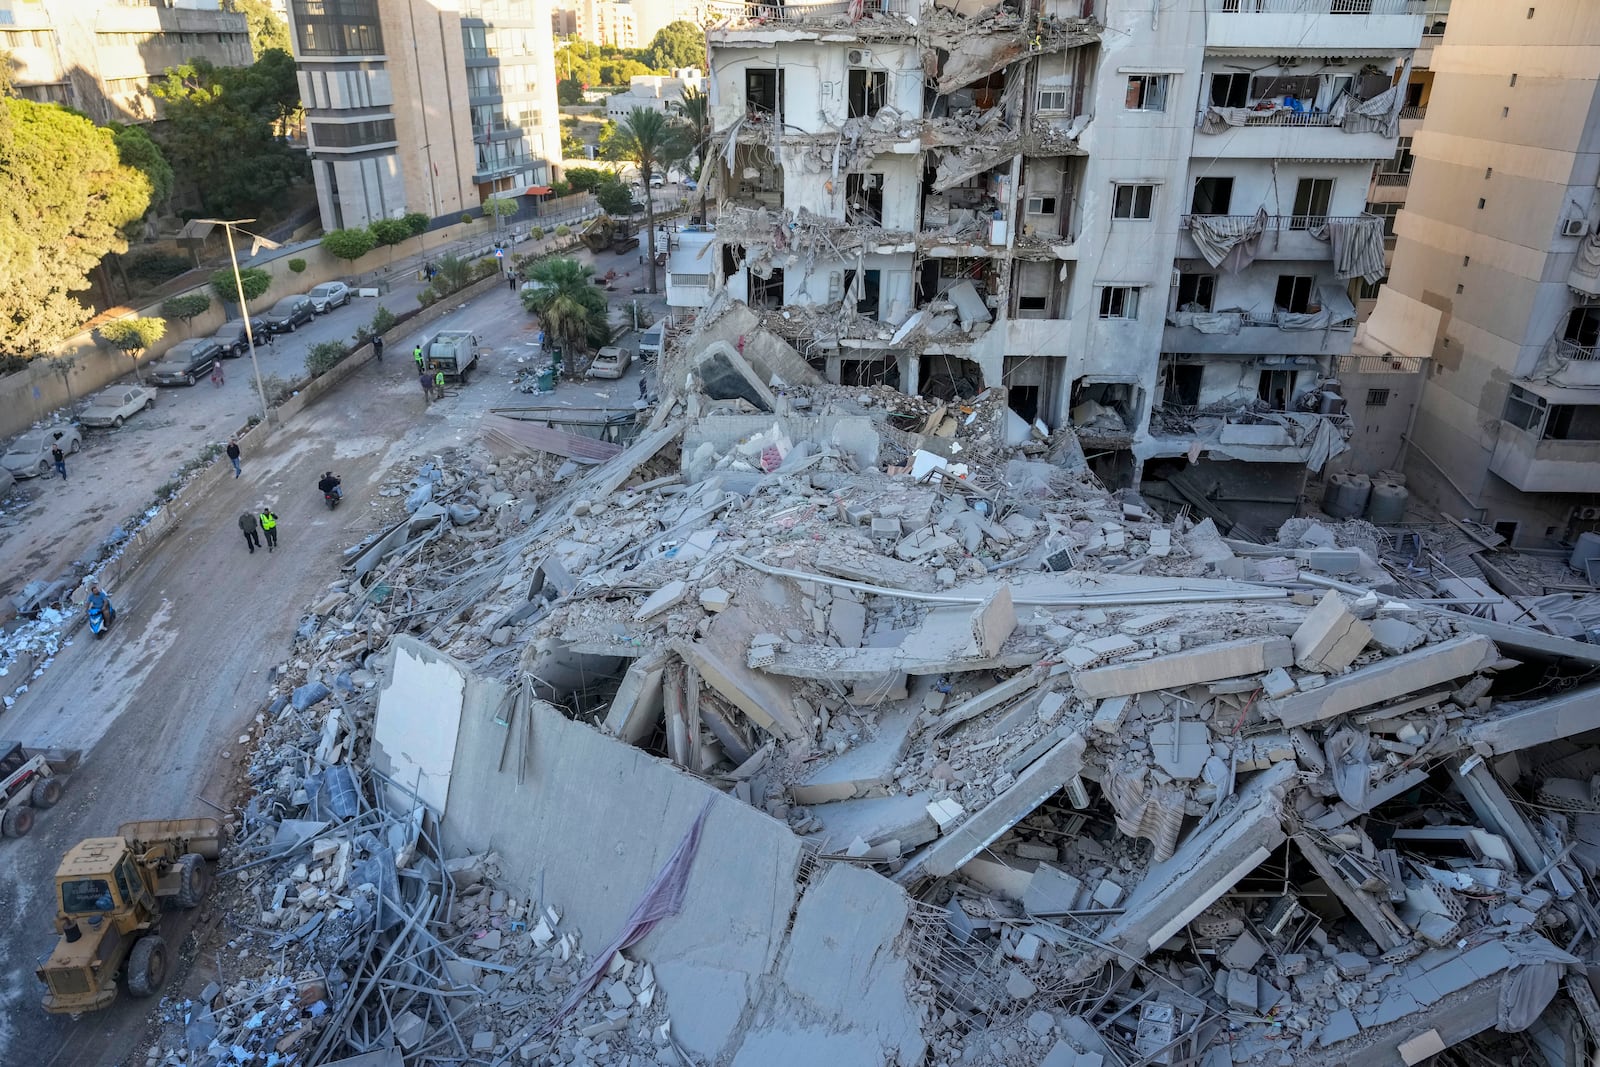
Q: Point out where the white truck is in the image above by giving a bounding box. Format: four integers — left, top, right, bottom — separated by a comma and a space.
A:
425, 331, 480, 384
0, 742, 79, 838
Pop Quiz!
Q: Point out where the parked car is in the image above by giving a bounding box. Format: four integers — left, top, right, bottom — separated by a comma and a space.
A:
637, 321, 664, 363
648, 174, 665, 188
208, 317, 269, 358
148, 338, 225, 386
587, 345, 631, 380
681, 178, 698, 191
3, 426, 83, 478
307, 281, 352, 314
79, 385, 155, 429
260, 295, 315, 334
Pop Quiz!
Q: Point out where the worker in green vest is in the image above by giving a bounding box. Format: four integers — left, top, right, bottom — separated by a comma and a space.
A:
413, 344, 424, 371
433, 368, 446, 400
259, 507, 279, 553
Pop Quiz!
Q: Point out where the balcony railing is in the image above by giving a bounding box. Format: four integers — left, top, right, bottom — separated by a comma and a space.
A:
1375, 172, 1411, 186
1206, 0, 1423, 12
727, 0, 909, 22
1223, 110, 1344, 128
1400, 105, 1426, 120
1179, 213, 1370, 231
1555, 338, 1600, 362
1244, 310, 1356, 330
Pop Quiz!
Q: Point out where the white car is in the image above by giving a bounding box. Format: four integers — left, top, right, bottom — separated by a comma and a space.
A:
587, 345, 631, 380
308, 281, 352, 313
79, 385, 155, 429
3, 426, 82, 478
648, 174, 665, 188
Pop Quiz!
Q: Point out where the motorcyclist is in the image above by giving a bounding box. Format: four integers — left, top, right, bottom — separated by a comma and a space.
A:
86, 583, 115, 624
318, 471, 342, 500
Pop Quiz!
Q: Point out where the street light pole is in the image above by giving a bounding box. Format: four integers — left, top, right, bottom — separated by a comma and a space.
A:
200, 218, 274, 426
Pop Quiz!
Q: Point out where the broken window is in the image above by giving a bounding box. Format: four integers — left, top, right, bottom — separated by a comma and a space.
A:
841, 268, 881, 317
1503, 385, 1545, 432
1161, 359, 1202, 407
1290, 178, 1333, 230
1275, 274, 1316, 314
1018, 295, 1048, 312
1387, 136, 1415, 176
1112, 184, 1154, 220
1173, 273, 1215, 313
1125, 75, 1169, 112
1544, 403, 1600, 440
745, 68, 783, 120
847, 68, 887, 119
1190, 177, 1233, 216
1025, 196, 1057, 215
1561, 304, 1600, 349
1210, 72, 1249, 108
1258, 368, 1294, 410
845, 172, 884, 225
1099, 286, 1139, 319
1036, 87, 1068, 111
752, 267, 783, 309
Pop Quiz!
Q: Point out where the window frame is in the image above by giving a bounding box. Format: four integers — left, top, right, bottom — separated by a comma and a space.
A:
1125, 74, 1170, 112
1098, 286, 1140, 320
1112, 183, 1155, 221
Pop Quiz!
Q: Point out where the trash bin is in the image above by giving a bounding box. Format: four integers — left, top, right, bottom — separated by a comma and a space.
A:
537, 367, 556, 391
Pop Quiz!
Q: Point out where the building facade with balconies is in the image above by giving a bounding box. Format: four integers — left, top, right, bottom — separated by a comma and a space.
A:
285, 0, 559, 232
1364, 0, 1600, 547
701, 0, 1420, 525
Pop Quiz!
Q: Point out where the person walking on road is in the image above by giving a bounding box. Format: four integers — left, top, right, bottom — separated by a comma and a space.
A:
260, 507, 278, 553
433, 368, 447, 400
226, 438, 242, 478
507, 270, 518, 291
211, 360, 225, 387
372, 335, 384, 362
418, 368, 433, 405
51, 443, 66, 481
413, 344, 425, 372
239, 511, 261, 554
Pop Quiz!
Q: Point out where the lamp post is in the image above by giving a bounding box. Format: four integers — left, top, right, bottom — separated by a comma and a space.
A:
197, 217, 280, 426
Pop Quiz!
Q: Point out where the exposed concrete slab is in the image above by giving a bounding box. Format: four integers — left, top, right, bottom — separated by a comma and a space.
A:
810, 793, 939, 854
1450, 760, 1576, 899
372, 637, 468, 815
694, 341, 777, 411
933, 667, 1046, 736
1367, 617, 1425, 655
1073, 638, 1294, 699
971, 585, 1017, 656
791, 707, 916, 805
602, 647, 670, 744
1293, 833, 1408, 951
813, 547, 936, 592
1460, 683, 1600, 755
829, 599, 868, 649
729, 863, 926, 1067
674, 603, 808, 741
895, 732, 1087, 884
1292, 591, 1372, 672
1022, 863, 1083, 917
635, 580, 688, 621
1266, 636, 1496, 728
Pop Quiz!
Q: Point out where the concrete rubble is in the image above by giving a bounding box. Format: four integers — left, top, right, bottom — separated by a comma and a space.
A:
146, 315, 1600, 1067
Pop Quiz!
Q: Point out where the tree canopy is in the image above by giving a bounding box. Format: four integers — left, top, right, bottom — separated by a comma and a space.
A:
645, 22, 706, 72
595, 180, 633, 216
161, 294, 211, 328
603, 108, 689, 292
224, 0, 292, 60
151, 52, 304, 218
211, 265, 271, 304
110, 123, 174, 214
321, 227, 376, 261
98, 317, 166, 380
522, 258, 610, 369
556, 32, 700, 89
0, 98, 152, 359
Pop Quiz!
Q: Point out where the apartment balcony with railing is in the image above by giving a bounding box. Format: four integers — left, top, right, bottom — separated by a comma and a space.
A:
1148, 402, 1351, 462
1178, 212, 1376, 261
1491, 381, 1600, 493
1162, 294, 1358, 356
1202, 0, 1423, 53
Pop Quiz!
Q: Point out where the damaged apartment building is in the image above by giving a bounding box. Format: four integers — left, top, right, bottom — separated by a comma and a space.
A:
697, 0, 1408, 530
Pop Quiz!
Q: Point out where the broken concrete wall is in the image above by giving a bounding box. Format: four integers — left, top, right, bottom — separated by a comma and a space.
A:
371, 637, 472, 814
688, 301, 825, 388
682, 413, 881, 482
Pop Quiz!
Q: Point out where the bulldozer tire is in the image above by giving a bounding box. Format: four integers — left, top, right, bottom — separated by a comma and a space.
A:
30, 776, 62, 809
2, 805, 34, 838
126, 935, 167, 998
174, 853, 207, 909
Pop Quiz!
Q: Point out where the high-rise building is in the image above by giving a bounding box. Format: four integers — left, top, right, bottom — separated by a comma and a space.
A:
1365, 0, 1600, 546
702, 0, 1421, 529
575, 0, 638, 48
1, 0, 252, 122
284, 0, 561, 231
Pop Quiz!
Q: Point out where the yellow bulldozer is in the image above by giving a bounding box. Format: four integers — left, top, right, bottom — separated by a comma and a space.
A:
35, 817, 220, 1014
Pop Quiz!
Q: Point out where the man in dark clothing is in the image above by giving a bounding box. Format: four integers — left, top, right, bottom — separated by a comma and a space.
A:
372, 336, 384, 362
51, 444, 66, 480
419, 368, 433, 404
238, 511, 261, 553
507, 271, 517, 291
260, 507, 278, 552
226, 438, 242, 477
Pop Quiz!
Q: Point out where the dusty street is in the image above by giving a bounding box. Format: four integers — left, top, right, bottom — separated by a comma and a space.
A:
0, 266, 651, 1066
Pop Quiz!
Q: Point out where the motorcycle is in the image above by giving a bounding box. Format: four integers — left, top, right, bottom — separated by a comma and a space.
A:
323, 487, 342, 510
87, 598, 116, 639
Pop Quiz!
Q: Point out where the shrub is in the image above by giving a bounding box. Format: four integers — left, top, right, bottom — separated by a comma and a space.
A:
306, 340, 349, 376
470, 258, 500, 282
417, 286, 439, 308
321, 227, 377, 262
258, 373, 293, 405
370, 306, 397, 336
403, 211, 430, 237
555, 224, 571, 237
160, 293, 211, 328
211, 266, 271, 304
460, 213, 474, 226
288, 257, 308, 273
529, 226, 545, 240
125, 251, 192, 286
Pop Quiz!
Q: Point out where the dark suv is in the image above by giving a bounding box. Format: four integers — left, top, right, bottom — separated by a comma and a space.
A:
260, 296, 315, 334
208, 317, 269, 357
148, 338, 225, 386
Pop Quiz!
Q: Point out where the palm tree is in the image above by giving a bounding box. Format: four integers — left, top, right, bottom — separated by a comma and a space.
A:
678, 86, 711, 222
522, 257, 610, 376
605, 107, 688, 294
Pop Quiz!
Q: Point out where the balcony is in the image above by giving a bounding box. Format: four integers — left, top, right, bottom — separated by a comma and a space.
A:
1177, 213, 1370, 261
1148, 405, 1352, 465
1491, 422, 1600, 493
1374, 172, 1411, 187
1163, 298, 1357, 356
1202, 0, 1423, 54
1194, 108, 1400, 160
1400, 105, 1426, 120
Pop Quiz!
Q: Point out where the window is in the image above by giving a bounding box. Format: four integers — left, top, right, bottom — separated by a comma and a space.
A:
311, 119, 398, 148
1423, 0, 1450, 35
1367, 201, 1400, 240
745, 68, 783, 119
1190, 177, 1233, 216
1210, 72, 1248, 109
1387, 136, 1414, 176
1275, 274, 1316, 314
752, 267, 784, 309
841, 267, 881, 317
298, 0, 383, 56
845, 173, 883, 225
1356, 274, 1387, 300
1161, 361, 1202, 407
1509, 73, 1518, 87
1037, 88, 1068, 111
1018, 295, 1049, 311
1099, 286, 1139, 319
1125, 75, 1169, 112
1259, 370, 1294, 410
1025, 196, 1057, 215
1503, 385, 1545, 431
848, 68, 886, 119
1546, 404, 1600, 441
1173, 273, 1215, 313
1562, 305, 1600, 350
1112, 184, 1154, 220
1291, 178, 1333, 230
1478, 197, 1487, 209
1366, 388, 1390, 407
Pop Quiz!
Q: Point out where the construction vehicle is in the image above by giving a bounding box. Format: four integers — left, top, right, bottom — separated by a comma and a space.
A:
579, 215, 639, 255
0, 742, 79, 838
36, 817, 220, 1013
425, 330, 479, 384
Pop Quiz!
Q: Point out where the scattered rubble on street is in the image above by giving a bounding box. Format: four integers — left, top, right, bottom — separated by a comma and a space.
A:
141, 306, 1600, 1067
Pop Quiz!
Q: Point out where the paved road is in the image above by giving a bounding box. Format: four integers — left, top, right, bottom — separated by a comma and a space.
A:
0, 256, 654, 1067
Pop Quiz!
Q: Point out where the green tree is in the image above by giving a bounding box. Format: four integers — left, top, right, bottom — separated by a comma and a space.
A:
402, 211, 430, 237
0, 49, 15, 97
482, 196, 519, 224
151, 53, 304, 218
370, 217, 411, 247
98, 317, 166, 383
557, 76, 584, 105
598, 59, 652, 86
0, 98, 152, 360
645, 21, 706, 72
110, 124, 174, 213
522, 257, 609, 373
565, 167, 608, 193
433, 254, 472, 294
595, 180, 633, 216
161, 293, 212, 333
224, 0, 292, 59
210, 265, 271, 304
287, 257, 307, 272
321, 226, 377, 262
603, 107, 688, 293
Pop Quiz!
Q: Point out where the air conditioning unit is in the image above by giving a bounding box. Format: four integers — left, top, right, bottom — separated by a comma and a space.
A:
848, 49, 872, 66
1575, 505, 1600, 521
1563, 218, 1589, 237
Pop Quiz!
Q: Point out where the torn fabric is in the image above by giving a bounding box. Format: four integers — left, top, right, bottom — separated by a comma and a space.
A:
1187, 208, 1269, 273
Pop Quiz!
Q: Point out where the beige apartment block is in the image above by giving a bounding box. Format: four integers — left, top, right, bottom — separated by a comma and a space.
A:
1366, 0, 1600, 546
2, 0, 251, 122
285, 0, 561, 231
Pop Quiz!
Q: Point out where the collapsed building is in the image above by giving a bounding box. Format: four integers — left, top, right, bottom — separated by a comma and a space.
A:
676, 0, 1413, 529
150, 307, 1600, 1067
